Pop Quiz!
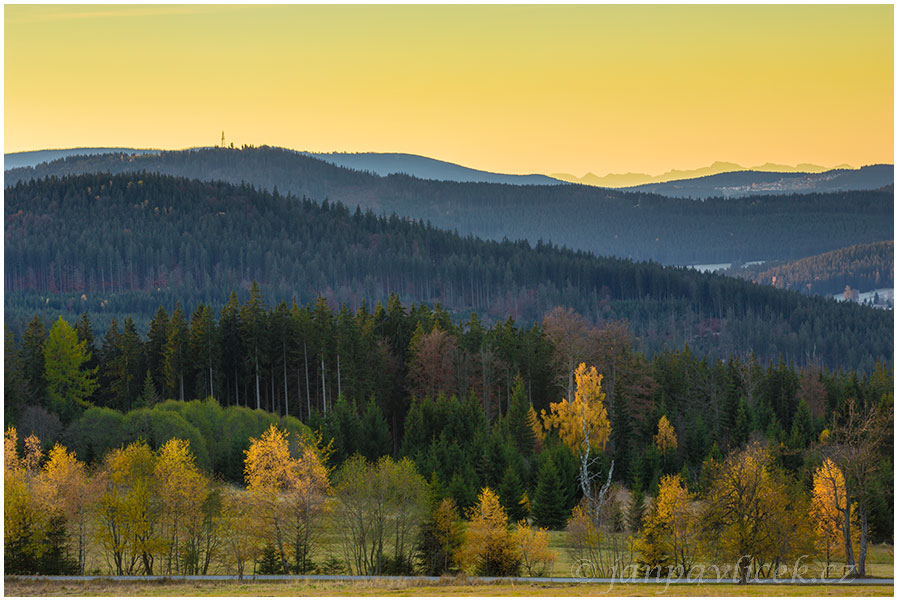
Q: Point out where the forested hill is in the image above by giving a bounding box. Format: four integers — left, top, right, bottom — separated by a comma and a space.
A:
728, 241, 894, 297
5, 146, 892, 265
625, 164, 893, 198
5, 172, 891, 372
303, 151, 564, 185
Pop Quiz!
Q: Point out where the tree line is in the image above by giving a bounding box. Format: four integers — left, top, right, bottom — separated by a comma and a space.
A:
5, 172, 892, 373
5, 363, 890, 580
6, 146, 892, 265
6, 295, 894, 547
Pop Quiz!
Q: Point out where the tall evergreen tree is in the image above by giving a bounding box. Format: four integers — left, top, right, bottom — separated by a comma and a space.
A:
108, 317, 145, 412
357, 398, 392, 461
531, 458, 568, 530
145, 306, 170, 399
219, 291, 244, 407
5, 326, 27, 424
21, 315, 47, 407
503, 377, 536, 456
43, 317, 98, 423
240, 282, 267, 410
497, 462, 527, 524
190, 304, 219, 402
164, 303, 190, 401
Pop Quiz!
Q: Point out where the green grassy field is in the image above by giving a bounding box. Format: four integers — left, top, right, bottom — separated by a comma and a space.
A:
4, 578, 894, 597
74, 516, 894, 581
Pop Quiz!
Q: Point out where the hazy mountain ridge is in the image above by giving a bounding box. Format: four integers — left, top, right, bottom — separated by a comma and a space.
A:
303, 151, 564, 185
552, 161, 859, 188
624, 165, 893, 198
5, 146, 892, 266
8, 147, 879, 193
5, 147, 562, 186
4, 147, 161, 171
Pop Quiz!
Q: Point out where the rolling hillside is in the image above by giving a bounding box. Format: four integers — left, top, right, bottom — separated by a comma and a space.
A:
626, 165, 893, 198
5, 172, 891, 372
5, 146, 892, 266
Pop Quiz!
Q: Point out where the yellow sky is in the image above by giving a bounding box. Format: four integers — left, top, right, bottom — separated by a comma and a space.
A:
4, 4, 894, 176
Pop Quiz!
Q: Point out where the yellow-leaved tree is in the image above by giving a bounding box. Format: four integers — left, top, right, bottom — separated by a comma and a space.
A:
4, 427, 41, 573
512, 520, 556, 577
96, 440, 163, 575
37, 443, 95, 574
221, 488, 257, 581
154, 438, 213, 575
244, 424, 331, 574
654, 415, 678, 455
542, 363, 613, 542
455, 487, 520, 576
810, 458, 859, 576
635, 473, 698, 575
703, 442, 813, 583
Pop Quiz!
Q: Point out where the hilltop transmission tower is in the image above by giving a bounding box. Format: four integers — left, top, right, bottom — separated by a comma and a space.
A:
221, 131, 225, 148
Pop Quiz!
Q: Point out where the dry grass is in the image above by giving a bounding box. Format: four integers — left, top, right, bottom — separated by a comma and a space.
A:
3, 578, 894, 597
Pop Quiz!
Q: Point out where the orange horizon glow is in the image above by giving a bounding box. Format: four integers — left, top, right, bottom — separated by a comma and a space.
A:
4, 4, 893, 177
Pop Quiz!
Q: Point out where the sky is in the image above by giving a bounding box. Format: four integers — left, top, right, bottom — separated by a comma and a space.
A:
4, 4, 894, 177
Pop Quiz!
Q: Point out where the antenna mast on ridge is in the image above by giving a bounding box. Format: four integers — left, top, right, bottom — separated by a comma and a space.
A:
221, 131, 225, 148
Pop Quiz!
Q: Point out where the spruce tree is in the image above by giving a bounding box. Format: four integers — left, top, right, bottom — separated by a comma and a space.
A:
733, 398, 750, 448
256, 543, 284, 575
627, 480, 646, 533
136, 369, 157, 408
531, 458, 567, 530
498, 463, 526, 524
503, 377, 536, 455
145, 306, 170, 398
358, 398, 391, 461
22, 315, 47, 406
164, 304, 190, 401
5, 326, 27, 425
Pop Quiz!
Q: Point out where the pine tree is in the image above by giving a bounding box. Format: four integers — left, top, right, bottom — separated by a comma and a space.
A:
733, 397, 750, 448
164, 303, 190, 401
22, 315, 47, 407
497, 463, 527, 524
96, 318, 120, 408
789, 398, 815, 448
190, 304, 219, 402
627, 480, 646, 533
257, 543, 284, 575
145, 306, 170, 397
219, 292, 244, 407
108, 317, 144, 412
5, 326, 27, 424
531, 458, 567, 530
135, 369, 158, 408
358, 398, 391, 461
240, 282, 267, 411
503, 377, 536, 455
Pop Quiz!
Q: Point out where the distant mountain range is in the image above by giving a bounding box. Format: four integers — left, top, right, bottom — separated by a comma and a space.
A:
4, 147, 160, 171
625, 165, 894, 198
4, 146, 892, 266
4, 147, 563, 186
302, 152, 564, 185
551, 161, 855, 188
7, 148, 890, 195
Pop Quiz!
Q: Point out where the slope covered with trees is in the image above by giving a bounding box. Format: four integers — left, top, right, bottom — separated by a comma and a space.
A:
5, 172, 892, 372
6, 300, 893, 576
6, 147, 893, 265
727, 241, 893, 297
